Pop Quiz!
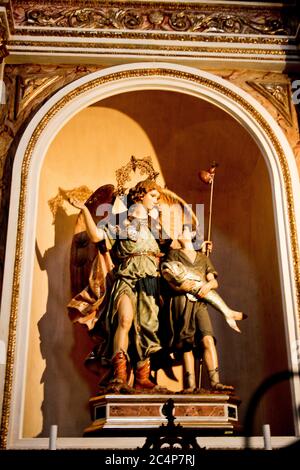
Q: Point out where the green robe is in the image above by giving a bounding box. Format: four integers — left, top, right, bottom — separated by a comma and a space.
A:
103, 219, 162, 364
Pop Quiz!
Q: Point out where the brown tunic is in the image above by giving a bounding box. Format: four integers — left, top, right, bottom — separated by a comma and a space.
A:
163, 249, 217, 355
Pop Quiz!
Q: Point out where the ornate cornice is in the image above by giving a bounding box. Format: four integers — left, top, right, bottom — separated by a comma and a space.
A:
0, 1, 298, 65
9, 1, 297, 36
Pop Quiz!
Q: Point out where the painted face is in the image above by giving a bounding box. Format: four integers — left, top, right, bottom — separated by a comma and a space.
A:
141, 189, 160, 211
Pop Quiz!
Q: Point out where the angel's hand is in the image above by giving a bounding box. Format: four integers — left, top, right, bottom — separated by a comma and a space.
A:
68, 197, 85, 210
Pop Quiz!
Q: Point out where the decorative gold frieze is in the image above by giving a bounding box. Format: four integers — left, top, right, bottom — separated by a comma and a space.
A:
2, 2, 298, 63
10, 2, 297, 37
247, 81, 293, 126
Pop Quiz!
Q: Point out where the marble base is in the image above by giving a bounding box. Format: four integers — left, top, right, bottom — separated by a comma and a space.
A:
84, 393, 240, 436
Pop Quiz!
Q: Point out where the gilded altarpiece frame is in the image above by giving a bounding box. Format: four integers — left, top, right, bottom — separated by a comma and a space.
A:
0, 63, 299, 449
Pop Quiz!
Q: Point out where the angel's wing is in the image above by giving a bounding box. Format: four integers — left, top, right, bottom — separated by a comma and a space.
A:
70, 184, 115, 296
68, 184, 115, 330
159, 188, 200, 247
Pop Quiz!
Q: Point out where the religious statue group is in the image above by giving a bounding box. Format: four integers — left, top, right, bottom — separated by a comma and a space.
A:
66, 157, 245, 395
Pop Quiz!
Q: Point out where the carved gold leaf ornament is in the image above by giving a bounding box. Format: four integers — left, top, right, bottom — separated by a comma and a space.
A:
48, 186, 93, 222
247, 81, 294, 126
0, 68, 299, 449
9, 3, 296, 36
115, 155, 159, 195
2, 1, 298, 63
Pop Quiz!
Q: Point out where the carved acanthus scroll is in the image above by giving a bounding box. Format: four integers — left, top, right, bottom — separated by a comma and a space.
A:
12, 3, 295, 36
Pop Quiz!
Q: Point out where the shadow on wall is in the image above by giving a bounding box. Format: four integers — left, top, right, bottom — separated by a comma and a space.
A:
35, 206, 98, 437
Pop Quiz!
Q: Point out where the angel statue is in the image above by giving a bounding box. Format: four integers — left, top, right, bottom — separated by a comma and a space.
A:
67, 156, 192, 393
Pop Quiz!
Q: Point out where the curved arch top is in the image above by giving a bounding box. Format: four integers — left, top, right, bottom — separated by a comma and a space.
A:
1, 62, 300, 448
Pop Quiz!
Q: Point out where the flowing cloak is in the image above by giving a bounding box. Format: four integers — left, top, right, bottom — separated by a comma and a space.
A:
160, 249, 218, 355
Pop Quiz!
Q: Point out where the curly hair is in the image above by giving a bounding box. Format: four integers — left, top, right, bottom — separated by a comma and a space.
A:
127, 178, 161, 205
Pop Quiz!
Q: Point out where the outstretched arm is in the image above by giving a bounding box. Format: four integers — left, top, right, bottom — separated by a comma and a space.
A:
68, 198, 105, 243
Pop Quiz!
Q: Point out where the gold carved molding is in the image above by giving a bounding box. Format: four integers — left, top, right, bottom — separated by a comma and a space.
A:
1, 2, 298, 62
9, 1, 297, 37
8, 39, 290, 57
0, 68, 299, 449
6, 31, 292, 46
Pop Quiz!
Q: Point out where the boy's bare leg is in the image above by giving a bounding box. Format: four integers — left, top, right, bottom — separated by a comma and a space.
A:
183, 351, 196, 391
202, 335, 234, 392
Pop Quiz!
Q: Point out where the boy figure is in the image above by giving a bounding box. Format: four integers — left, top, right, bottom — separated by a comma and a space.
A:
161, 225, 244, 392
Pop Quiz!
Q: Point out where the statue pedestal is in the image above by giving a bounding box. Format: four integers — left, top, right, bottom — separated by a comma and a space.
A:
84, 393, 241, 436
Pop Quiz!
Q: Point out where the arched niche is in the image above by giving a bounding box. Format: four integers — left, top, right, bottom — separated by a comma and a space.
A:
0, 63, 299, 449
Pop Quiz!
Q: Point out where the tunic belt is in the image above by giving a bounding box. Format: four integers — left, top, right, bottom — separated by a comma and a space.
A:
117, 251, 163, 259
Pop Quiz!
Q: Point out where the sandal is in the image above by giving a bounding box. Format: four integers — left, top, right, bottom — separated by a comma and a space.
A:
211, 382, 235, 393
